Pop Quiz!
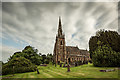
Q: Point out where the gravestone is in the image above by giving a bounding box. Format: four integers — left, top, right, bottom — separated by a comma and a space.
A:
37, 69, 40, 74
63, 64, 67, 67
78, 61, 83, 65
67, 64, 70, 72
75, 62, 77, 67
58, 61, 60, 65
99, 69, 115, 72
60, 63, 62, 67
85, 61, 88, 64
63, 64, 65, 67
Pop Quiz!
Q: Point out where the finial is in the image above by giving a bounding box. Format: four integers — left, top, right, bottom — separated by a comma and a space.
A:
59, 16, 61, 19
76, 45, 78, 47
59, 16, 61, 26
58, 16, 62, 37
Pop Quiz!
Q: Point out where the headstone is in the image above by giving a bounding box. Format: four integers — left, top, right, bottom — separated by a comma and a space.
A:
37, 69, 40, 74
79, 61, 83, 65
58, 61, 60, 65
75, 62, 77, 67
63, 64, 65, 67
85, 61, 88, 64
67, 64, 70, 72
60, 63, 62, 67
83, 61, 86, 64
100, 69, 115, 72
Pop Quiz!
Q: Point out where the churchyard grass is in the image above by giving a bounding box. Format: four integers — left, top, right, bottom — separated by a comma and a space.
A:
1, 63, 118, 78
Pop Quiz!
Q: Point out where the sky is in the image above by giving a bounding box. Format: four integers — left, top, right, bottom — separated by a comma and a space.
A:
1, 2, 119, 62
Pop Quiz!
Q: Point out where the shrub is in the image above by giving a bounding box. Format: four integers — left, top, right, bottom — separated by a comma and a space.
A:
2, 65, 36, 75
2, 57, 37, 75
89, 30, 120, 59
92, 44, 120, 67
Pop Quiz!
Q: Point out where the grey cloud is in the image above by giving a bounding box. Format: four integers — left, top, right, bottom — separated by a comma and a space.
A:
118, 2, 120, 33
2, 45, 20, 62
2, 2, 118, 62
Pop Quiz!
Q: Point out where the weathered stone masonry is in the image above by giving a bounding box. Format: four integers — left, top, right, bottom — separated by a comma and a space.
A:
53, 17, 90, 64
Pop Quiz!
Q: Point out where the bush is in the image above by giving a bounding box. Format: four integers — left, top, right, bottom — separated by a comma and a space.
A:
92, 44, 120, 67
2, 57, 37, 75
8, 46, 42, 65
89, 30, 120, 59
2, 65, 36, 75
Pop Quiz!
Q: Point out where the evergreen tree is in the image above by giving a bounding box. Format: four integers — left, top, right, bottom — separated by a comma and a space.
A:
89, 29, 120, 59
92, 44, 120, 67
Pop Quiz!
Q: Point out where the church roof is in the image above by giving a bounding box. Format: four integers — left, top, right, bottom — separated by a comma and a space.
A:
66, 46, 89, 55
79, 49, 89, 55
66, 46, 80, 52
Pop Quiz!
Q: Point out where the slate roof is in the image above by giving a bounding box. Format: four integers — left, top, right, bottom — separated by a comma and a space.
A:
66, 46, 79, 52
66, 46, 89, 55
79, 49, 89, 55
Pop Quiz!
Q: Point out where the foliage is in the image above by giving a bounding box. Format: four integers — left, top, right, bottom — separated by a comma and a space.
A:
92, 44, 120, 67
8, 46, 53, 65
89, 29, 120, 59
8, 46, 42, 65
0, 61, 4, 65
2, 45, 53, 75
41, 53, 53, 64
2, 57, 37, 75
22, 46, 42, 65
89, 29, 120, 67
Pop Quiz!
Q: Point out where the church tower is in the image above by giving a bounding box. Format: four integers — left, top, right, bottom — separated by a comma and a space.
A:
53, 17, 66, 64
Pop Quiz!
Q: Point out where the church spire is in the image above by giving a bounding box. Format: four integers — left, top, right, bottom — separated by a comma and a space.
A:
58, 16, 62, 37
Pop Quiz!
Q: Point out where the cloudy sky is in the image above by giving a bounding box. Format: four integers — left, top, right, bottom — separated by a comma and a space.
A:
1, 2, 119, 62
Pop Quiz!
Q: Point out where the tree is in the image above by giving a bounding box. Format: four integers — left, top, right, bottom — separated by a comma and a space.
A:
89, 36, 98, 58
8, 45, 42, 65
92, 44, 120, 67
7, 45, 53, 66
39, 53, 42, 56
2, 57, 37, 75
89, 29, 120, 59
21, 45, 42, 65
8, 52, 24, 61
41, 54, 46, 64
47, 53, 53, 63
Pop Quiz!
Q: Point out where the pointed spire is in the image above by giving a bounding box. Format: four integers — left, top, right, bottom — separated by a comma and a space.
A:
58, 16, 62, 37
59, 16, 62, 27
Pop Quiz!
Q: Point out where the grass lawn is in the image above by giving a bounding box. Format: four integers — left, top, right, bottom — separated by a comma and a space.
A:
1, 63, 119, 78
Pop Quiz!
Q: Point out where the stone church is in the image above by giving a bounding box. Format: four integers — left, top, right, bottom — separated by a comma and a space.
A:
53, 17, 90, 64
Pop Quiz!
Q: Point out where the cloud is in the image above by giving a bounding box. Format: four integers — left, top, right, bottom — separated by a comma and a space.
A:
2, 2, 118, 62
118, 2, 120, 34
1, 45, 20, 62
2, 0, 119, 2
